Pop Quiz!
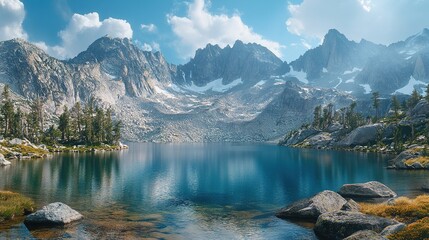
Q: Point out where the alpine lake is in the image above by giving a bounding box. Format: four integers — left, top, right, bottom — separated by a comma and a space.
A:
0, 143, 428, 239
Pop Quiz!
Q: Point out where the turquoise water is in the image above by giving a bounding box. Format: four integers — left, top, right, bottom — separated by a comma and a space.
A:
0, 143, 428, 239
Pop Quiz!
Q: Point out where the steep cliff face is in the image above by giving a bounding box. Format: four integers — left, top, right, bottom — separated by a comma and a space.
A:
71, 37, 176, 97
176, 40, 287, 86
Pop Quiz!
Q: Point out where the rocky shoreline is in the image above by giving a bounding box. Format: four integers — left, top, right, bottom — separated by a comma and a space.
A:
0, 137, 128, 167
276, 181, 408, 239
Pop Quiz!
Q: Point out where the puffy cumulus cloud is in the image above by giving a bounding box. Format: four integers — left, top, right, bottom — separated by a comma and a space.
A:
168, 0, 283, 59
50, 12, 133, 59
286, 0, 429, 46
141, 23, 157, 33
0, 0, 27, 41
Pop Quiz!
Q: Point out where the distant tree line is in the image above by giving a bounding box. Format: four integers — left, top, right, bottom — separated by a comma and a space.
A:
0, 85, 122, 146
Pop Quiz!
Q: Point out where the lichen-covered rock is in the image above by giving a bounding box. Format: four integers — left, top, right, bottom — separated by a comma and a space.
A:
276, 190, 347, 220
24, 202, 83, 227
341, 199, 360, 212
343, 230, 387, 240
314, 211, 398, 240
338, 181, 397, 198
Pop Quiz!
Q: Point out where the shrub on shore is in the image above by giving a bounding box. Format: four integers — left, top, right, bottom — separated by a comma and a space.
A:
360, 195, 429, 240
0, 191, 35, 222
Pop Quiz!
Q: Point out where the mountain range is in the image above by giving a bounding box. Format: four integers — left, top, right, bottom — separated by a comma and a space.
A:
0, 29, 429, 142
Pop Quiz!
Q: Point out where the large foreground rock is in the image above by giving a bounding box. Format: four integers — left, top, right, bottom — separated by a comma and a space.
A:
314, 211, 398, 240
0, 154, 11, 166
276, 190, 347, 220
338, 181, 397, 198
24, 202, 83, 227
343, 230, 387, 240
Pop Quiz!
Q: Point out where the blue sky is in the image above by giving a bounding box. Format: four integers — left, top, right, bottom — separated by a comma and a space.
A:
1, 0, 429, 64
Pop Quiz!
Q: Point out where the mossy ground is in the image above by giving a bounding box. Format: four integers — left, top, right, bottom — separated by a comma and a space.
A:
0, 191, 35, 222
404, 156, 429, 167
360, 195, 429, 240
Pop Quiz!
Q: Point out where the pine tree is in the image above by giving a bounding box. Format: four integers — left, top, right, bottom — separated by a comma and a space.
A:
112, 121, 122, 145
11, 107, 23, 138
58, 106, 70, 141
313, 105, 322, 129
93, 107, 105, 144
408, 89, 421, 109
371, 91, 380, 122
1, 85, 14, 137
105, 107, 114, 144
83, 98, 95, 145
391, 95, 401, 119
71, 102, 83, 141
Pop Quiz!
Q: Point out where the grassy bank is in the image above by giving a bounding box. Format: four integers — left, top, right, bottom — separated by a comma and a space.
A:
360, 195, 429, 240
0, 191, 35, 222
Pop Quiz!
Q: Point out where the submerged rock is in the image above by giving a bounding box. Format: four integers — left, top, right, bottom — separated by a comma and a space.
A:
24, 202, 83, 227
314, 211, 398, 240
338, 181, 397, 198
343, 230, 387, 240
276, 190, 347, 220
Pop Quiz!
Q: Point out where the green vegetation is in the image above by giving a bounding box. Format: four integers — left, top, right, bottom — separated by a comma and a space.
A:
0, 85, 122, 151
0, 191, 35, 222
360, 195, 429, 240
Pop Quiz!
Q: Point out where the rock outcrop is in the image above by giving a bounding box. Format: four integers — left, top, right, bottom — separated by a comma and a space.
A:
336, 124, 382, 147
338, 181, 397, 198
24, 202, 83, 227
0, 154, 11, 166
276, 190, 349, 220
314, 211, 398, 240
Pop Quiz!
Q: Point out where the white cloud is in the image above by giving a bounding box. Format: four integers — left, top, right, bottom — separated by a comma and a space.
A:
134, 40, 161, 52
141, 23, 157, 32
0, 0, 27, 41
286, 0, 429, 46
168, 0, 283, 59
49, 12, 133, 59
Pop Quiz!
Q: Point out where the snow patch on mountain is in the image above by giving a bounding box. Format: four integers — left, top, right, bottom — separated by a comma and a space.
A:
182, 78, 243, 93
287, 67, 308, 84
359, 84, 372, 94
334, 78, 343, 89
343, 67, 362, 75
253, 80, 267, 88
394, 76, 426, 95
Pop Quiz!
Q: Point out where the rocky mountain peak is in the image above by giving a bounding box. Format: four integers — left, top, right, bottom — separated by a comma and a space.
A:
322, 29, 350, 46
175, 40, 284, 87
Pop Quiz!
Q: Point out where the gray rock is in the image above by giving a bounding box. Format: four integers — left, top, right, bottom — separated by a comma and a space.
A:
9, 138, 23, 145
408, 161, 424, 169
344, 230, 387, 240
276, 190, 347, 220
380, 223, 406, 237
338, 181, 397, 198
336, 124, 382, 147
341, 199, 361, 212
283, 128, 320, 146
327, 123, 343, 133
306, 132, 332, 147
24, 202, 83, 227
0, 153, 11, 166
314, 211, 398, 240
389, 150, 420, 169
411, 100, 429, 119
